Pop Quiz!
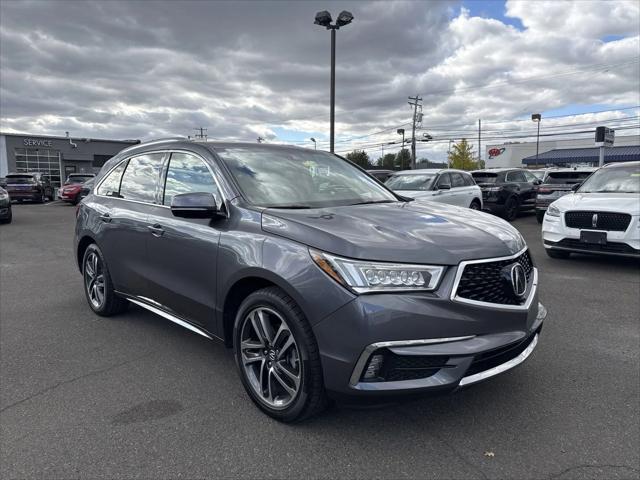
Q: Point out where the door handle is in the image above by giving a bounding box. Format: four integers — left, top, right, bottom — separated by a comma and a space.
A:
99, 213, 112, 223
148, 224, 165, 237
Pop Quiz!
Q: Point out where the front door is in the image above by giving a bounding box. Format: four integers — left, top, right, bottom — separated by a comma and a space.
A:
144, 152, 222, 330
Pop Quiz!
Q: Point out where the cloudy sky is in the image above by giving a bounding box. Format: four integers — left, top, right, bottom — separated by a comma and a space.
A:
1, 0, 638, 161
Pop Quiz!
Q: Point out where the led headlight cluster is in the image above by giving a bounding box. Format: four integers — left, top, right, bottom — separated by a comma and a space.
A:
546, 204, 561, 217
310, 249, 444, 293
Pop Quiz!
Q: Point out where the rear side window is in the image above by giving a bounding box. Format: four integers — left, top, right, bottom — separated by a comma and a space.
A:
163, 152, 219, 206
506, 171, 526, 182
545, 172, 593, 184
119, 153, 165, 203
450, 172, 465, 188
97, 162, 127, 197
462, 172, 475, 186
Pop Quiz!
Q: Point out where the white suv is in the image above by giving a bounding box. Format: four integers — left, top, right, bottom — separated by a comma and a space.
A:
542, 161, 640, 258
385, 169, 483, 210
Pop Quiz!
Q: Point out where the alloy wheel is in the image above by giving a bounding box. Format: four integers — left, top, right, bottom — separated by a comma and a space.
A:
84, 251, 105, 309
240, 307, 302, 409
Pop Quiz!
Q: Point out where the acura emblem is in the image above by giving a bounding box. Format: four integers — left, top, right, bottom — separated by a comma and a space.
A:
510, 264, 527, 298
592, 213, 598, 228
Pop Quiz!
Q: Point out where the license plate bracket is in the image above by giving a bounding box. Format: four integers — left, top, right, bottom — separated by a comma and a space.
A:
580, 230, 607, 245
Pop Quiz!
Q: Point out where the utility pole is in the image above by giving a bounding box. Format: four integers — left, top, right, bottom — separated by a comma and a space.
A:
408, 95, 422, 169
447, 139, 453, 169
194, 127, 208, 141
478, 119, 482, 166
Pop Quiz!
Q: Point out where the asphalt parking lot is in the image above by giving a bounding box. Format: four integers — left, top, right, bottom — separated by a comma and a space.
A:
1, 202, 638, 480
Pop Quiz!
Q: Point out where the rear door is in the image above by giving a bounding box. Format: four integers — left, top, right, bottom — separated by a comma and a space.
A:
144, 151, 222, 330
449, 172, 470, 207
94, 152, 166, 296
506, 170, 533, 207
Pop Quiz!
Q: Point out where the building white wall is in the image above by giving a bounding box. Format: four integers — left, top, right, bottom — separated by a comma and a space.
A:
485, 134, 640, 168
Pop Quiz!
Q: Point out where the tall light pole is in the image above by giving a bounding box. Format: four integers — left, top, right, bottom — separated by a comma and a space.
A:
532, 113, 541, 167
314, 10, 354, 153
310, 137, 317, 150
397, 128, 405, 150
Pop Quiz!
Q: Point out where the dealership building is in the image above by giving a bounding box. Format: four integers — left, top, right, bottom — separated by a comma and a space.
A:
485, 134, 640, 168
0, 132, 139, 187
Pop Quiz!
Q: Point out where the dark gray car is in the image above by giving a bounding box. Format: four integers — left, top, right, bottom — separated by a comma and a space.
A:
75, 139, 546, 422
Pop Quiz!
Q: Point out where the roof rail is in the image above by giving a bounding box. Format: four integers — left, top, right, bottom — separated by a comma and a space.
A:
119, 137, 190, 154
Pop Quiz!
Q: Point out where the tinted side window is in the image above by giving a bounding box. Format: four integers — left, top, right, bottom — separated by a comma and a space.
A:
507, 171, 526, 182
119, 153, 165, 203
450, 172, 465, 188
523, 171, 537, 183
437, 173, 451, 187
163, 152, 218, 206
97, 161, 127, 197
462, 172, 475, 186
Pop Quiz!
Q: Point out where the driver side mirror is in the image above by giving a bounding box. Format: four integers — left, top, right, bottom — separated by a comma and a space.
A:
534, 179, 542, 185
438, 183, 451, 190
171, 192, 221, 218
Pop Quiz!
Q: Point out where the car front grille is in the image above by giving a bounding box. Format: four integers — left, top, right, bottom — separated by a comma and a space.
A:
454, 250, 534, 306
565, 211, 631, 231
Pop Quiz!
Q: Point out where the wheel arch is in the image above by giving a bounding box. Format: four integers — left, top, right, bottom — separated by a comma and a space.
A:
220, 270, 309, 348
76, 235, 96, 273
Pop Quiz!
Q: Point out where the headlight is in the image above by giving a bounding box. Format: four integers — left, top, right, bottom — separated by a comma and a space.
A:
546, 204, 561, 217
310, 249, 444, 293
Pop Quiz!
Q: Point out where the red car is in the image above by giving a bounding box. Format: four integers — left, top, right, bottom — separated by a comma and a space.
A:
59, 174, 95, 204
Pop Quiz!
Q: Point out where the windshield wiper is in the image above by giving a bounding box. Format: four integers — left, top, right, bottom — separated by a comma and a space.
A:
349, 200, 397, 206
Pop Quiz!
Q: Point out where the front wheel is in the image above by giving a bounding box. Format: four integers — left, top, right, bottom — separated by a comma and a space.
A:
502, 196, 519, 221
234, 287, 327, 422
469, 199, 481, 210
536, 210, 545, 223
82, 244, 129, 316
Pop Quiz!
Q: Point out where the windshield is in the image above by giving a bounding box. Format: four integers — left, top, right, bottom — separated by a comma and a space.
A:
385, 174, 436, 191
216, 147, 398, 208
530, 171, 545, 180
471, 172, 498, 184
544, 172, 593, 184
6, 175, 35, 184
578, 165, 640, 193
67, 175, 94, 184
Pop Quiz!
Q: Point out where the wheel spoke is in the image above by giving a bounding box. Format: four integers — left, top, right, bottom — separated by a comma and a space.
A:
277, 334, 295, 359
272, 367, 297, 396
250, 311, 268, 346
266, 368, 274, 402
241, 339, 264, 351
257, 310, 274, 344
276, 363, 300, 388
272, 323, 288, 349
258, 358, 268, 397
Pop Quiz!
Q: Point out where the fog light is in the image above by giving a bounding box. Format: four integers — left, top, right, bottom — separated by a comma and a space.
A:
363, 354, 384, 380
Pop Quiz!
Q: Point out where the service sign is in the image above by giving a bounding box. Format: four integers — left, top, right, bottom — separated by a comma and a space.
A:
23, 138, 53, 147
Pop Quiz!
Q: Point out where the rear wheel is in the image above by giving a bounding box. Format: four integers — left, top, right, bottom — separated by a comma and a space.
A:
502, 196, 519, 221
82, 243, 129, 316
38, 192, 46, 204
546, 249, 570, 259
536, 210, 545, 223
234, 286, 327, 423
0, 210, 11, 224
469, 199, 481, 210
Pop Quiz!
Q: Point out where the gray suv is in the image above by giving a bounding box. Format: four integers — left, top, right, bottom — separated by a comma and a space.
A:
75, 139, 546, 422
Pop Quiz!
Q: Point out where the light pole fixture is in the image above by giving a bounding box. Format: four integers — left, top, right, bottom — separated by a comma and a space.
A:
531, 113, 541, 167
397, 128, 405, 150
314, 10, 354, 154
310, 137, 317, 150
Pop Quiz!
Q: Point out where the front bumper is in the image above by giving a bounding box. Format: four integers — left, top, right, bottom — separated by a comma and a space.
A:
542, 214, 640, 257
314, 265, 544, 397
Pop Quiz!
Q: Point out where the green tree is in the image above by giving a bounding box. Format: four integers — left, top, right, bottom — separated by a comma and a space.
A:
346, 149, 371, 169
396, 148, 411, 170
448, 139, 478, 170
380, 153, 397, 169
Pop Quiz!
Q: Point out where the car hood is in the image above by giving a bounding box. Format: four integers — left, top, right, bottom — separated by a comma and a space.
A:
261, 201, 524, 265
553, 192, 640, 215
393, 190, 436, 199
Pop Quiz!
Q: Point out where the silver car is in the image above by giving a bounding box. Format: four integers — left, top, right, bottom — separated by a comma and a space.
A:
385, 169, 483, 209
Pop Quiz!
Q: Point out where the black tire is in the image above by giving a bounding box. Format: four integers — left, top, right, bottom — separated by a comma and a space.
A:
82, 243, 129, 316
38, 191, 46, 204
0, 210, 11, 224
469, 199, 481, 210
536, 210, 545, 223
502, 196, 519, 221
233, 286, 327, 423
546, 249, 570, 259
